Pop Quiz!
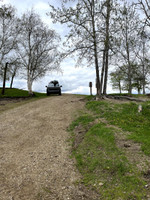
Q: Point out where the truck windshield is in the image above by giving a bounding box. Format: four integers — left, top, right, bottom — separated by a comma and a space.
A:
48, 82, 59, 87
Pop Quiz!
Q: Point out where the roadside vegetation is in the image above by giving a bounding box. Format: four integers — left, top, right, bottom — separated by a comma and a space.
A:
69, 95, 150, 199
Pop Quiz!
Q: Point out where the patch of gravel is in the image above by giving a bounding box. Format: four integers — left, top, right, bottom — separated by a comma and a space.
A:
0, 95, 99, 200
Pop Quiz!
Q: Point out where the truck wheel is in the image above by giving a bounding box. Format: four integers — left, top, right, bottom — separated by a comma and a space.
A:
47, 92, 50, 96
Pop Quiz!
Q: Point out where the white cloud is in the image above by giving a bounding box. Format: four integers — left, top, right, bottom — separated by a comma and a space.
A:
11, 79, 27, 90
34, 1, 48, 10
0, 0, 10, 4
31, 57, 97, 95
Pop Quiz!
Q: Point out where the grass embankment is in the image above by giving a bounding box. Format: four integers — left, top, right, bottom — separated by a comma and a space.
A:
69, 95, 150, 199
0, 88, 46, 98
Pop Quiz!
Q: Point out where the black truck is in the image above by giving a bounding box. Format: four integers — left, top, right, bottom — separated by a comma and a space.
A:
46, 80, 62, 96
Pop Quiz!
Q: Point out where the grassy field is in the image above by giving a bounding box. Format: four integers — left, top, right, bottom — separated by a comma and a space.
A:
69, 95, 150, 199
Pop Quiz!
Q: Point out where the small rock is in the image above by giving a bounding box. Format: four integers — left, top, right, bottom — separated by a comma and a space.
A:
138, 105, 142, 113
78, 191, 85, 196
145, 184, 149, 188
124, 144, 131, 148
96, 97, 99, 101
99, 182, 104, 186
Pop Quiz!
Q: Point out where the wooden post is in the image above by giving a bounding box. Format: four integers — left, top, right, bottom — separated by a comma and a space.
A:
89, 82, 92, 95
1, 62, 9, 95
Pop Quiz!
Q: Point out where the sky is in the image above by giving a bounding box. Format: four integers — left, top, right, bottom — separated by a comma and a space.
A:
0, 0, 132, 95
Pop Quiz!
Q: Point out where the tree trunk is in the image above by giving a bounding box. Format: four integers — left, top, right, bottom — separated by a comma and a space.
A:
138, 89, 141, 94
27, 79, 33, 95
143, 84, 146, 95
10, 73, 15, 89
142, 70, 146, 95
142, 39, 146, 95
126, 41, 132, 94
1, 62, 9, 95
125, 15, 132, 95
103, 0, 111, 95
142, 61, 146, 95
119, 81, 122, 94
27, 70, 33, 96
91, 0, 101, 97
94, 51, 101, 97
119, 88, 122, 94
100, 50, 106, 94
138, 82, 141, 94
128, 66, 132, 94
103, 47, 109, 95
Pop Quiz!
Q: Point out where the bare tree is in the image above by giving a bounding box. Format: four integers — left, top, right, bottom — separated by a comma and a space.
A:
136, 30, 150, 94
8, 57, 21, 88
49, 0, 103, 97
17, 10, 60, 95
100, 0, 112, 95
135, 0, 150, 94
110, 68, 124, 94
49, 0, 118, 97
0, 4, 19, 94
138, 0, 150, 26
114, 2, 141, 94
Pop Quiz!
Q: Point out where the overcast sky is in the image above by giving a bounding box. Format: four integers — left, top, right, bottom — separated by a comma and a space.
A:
0, 0, 129, 95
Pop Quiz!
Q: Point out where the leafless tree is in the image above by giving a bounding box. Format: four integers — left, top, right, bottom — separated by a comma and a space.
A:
49, 0, 118, 97
0, 4, 19, 94
138, 0, 150, 26
136, 31, 150, 94
49, 0, 104, 97
100, 0, 112, 95
17, 10, 60, 95
8, 57, 21, 88
114, 2, 141, 94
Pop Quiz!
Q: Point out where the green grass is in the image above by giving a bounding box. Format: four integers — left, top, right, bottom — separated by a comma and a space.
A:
69, 96, 150, 199
85, 95, 95, 101
68, 114, 95, 132
0, 88, 46, 98
69, 115, 147, 199
86, 100, 150, 155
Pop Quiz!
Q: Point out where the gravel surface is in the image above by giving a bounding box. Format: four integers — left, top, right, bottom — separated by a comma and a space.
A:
0, 94, 97, 200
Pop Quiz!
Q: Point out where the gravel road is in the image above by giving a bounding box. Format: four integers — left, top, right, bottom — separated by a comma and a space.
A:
0, 94, 95, 200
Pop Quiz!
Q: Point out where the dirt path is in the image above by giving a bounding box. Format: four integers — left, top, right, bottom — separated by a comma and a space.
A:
0, 95, 91, 200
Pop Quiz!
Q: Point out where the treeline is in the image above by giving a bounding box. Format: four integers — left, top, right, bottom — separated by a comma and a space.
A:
0, 4, 60, 95
49, 0, 150, 96
1, 1, 150, 96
